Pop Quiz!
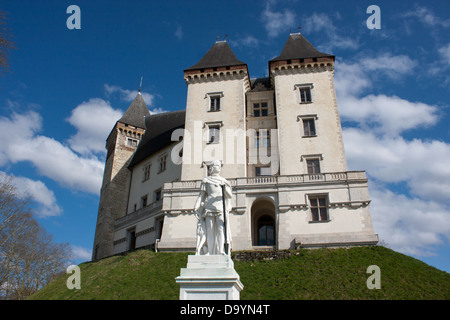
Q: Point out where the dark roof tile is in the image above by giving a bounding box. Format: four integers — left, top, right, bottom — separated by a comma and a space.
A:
270, 33, 334, 62
128, 110, 186, 168
185, 41, 246, 71
119, 93, 150, 129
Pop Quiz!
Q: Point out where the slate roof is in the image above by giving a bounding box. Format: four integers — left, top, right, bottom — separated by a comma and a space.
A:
119, 93, 150, 129
250, 77, 272, 91
128, 110, 186, 168
270, 33, 334, 62
185, 41, 246, 71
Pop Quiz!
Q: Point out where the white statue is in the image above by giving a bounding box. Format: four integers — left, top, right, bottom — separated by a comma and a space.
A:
194, 160, 232, 255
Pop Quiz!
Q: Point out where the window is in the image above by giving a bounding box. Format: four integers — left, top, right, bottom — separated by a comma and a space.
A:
143, 163, 151, 181
255, 130, 270, 148
257, 215, 275, 245
141, 195, 148, 208
309, 196, 329, 222
127, 228, 137, 252
300, 88, 312, 103
154, 189, 162, 202
255, 167, 271, 176
307, 159, 321, 174
127, 138, 138, 147
204, 121, 223, 144
295, 83, 313, 104
303, 118, 316, 137
208, 125, 220, 144
210, 95, 221, 111
206, 92, 223, 112
253, 102, 269, 117
158, 154, 167, 173
156, 217, 164, 239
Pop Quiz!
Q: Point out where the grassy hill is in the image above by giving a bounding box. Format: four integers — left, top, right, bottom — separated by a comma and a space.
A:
28, 246, 449, 300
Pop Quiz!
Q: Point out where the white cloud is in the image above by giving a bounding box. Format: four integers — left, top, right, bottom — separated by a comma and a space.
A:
0, 111, 41, 166
335, 50, 450, 258
369, 182, 450, 257
302, 12, 359, 52
343, 128, 450, 202
261, 1, 296, 38
66, 98, 123, 156
402, 6, 450, 29
335, 55, 438, 136
335, 54, 417, 98
340, 94, 438, 136
360, 54, 417, 78
230, 35, 260, 48
0, 111, 104, 195
0, 171, 62, 218
71, 245, 92, 262
438, 43, 450, 65
175, 24, 183, 40
104, 84, 166, 114
104, 84, 154, 107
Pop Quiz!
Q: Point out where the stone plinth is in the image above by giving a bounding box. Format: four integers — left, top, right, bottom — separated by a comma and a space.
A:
176, 255, 244, 300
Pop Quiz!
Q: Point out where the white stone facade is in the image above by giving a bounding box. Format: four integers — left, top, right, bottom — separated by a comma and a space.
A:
94, 34, 378, 260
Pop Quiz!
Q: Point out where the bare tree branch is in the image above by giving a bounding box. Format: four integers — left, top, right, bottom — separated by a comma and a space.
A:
0, 10, 16, 75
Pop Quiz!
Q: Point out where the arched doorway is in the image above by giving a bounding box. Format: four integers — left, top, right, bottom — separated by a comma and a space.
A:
251, 199, 276, 247
257, 215, 275, 245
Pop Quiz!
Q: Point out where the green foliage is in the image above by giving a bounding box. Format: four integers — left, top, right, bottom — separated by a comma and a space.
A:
28, 246, 450, 300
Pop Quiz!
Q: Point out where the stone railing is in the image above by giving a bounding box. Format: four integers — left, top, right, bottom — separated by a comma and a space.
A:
167, 171, 367, 190
115, 199, 162, 228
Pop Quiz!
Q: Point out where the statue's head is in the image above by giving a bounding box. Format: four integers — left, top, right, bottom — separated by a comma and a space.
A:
208, 160, 222, 175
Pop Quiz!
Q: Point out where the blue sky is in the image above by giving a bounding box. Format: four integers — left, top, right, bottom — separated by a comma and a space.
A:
1, 0, 449, 273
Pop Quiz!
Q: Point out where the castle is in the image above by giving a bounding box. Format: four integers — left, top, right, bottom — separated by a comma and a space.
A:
92, 33, 378, 260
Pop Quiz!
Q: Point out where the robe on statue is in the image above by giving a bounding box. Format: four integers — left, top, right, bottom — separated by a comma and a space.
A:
194, 174, 232, 255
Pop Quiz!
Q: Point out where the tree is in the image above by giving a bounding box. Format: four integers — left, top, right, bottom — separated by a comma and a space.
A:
0, 10, 15, 75
0, 175, 72, 300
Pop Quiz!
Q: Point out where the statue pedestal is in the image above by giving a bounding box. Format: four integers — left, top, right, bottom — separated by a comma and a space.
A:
176, 255, 244, 300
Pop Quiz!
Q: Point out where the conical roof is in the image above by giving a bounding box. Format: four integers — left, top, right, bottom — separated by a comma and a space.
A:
185, 40, 246, 71
118, 93, 150, 129
128, 110, 186, 168
270, 33, 334, 62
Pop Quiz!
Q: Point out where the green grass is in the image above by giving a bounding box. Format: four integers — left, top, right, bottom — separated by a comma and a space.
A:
28, 246, 450, 300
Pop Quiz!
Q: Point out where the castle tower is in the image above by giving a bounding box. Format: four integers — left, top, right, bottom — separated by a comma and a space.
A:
269, 32, 348, 176
181, 40, 251, 181
92, 92, 150, 260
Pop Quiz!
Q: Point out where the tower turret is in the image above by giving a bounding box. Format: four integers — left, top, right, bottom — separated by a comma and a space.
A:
92, 92, 150, 260
269, 32, 347, 176
181, 40, 250, 181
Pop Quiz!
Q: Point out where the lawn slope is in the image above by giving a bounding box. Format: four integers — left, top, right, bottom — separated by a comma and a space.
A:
28, 246, 450, 300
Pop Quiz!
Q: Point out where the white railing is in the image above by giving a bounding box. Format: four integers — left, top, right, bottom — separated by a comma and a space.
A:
166, 171, 366, 190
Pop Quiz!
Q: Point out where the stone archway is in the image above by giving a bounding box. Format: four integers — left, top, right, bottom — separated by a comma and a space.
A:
251, 199, 276, 247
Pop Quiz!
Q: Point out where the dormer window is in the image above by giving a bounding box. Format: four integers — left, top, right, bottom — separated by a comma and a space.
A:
253, 102, 269, 117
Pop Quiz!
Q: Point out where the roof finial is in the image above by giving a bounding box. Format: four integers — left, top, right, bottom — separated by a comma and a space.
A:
139, 76, 143, 93
290, 27, 302, 35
